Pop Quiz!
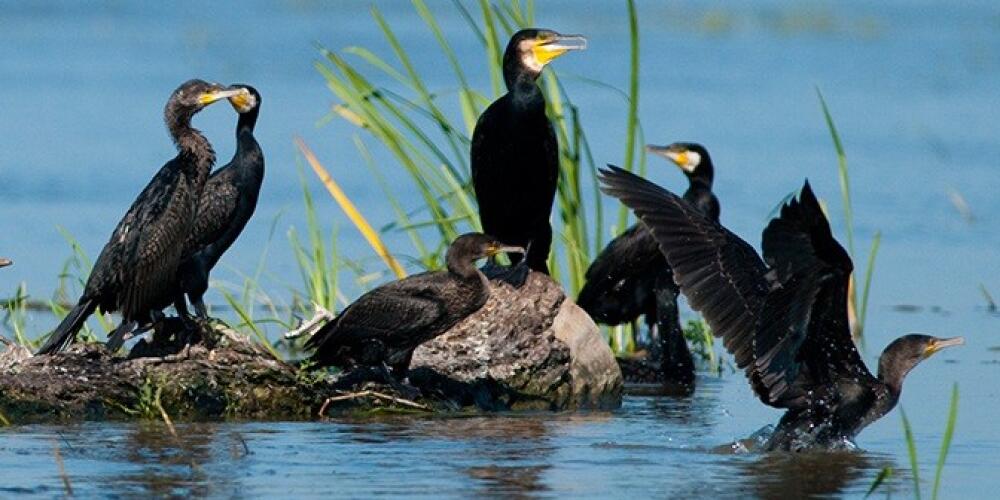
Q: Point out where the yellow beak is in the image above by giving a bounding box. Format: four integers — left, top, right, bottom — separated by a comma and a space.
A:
532, 34, 587, 65
198, 88, 245, 106
924, 336, 965, 357
487, 245, 526, 257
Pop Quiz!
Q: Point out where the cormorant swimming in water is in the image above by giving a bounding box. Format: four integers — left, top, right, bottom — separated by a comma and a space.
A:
175, 84, 264, 319
306, 233, 523, 386
37, 80, 245, 355
598, 166, 963, 450
577, 143, 718, 391
471, 29, 586, 274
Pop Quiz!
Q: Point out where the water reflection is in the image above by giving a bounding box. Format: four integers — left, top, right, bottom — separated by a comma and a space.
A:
737, 452, 893, 500
336, 415, 558, 497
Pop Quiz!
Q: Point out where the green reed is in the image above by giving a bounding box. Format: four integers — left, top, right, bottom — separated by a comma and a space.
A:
876, 384, 960, 499
817, 89, 881, 345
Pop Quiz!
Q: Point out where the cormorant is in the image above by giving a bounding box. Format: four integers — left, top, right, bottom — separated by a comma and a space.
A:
37, 80, 245, 355
577, 143, 718, 391
175, 84, 264, 319
471, 29, 586, 274
598, 166, 963, 450
306, 233, 523, 386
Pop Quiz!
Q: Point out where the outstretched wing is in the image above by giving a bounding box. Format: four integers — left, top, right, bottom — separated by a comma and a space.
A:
754, 181, 867, 409
576, 224, 662, 325
597, 165, 770, 372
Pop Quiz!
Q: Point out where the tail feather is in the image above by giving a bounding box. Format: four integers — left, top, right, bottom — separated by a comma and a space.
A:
36, 298, 97, 355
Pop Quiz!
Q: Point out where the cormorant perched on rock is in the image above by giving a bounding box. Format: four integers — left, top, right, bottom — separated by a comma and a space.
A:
37, 80, 245, 355
577, 143, 718, 391
306, 233, 523, 386
175, 84, 264, 319
599, 166, 963, 450
471, 29, 586, 274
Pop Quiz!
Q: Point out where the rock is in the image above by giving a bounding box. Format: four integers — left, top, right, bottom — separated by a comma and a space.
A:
410, 272, 623, 410
0, 322, 352, 423
0, 273, 622, 424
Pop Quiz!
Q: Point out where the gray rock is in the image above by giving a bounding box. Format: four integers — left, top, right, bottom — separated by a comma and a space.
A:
411, 272, 623, 410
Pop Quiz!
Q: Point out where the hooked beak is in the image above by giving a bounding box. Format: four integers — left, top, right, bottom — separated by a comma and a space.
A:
533, 34, 588, 65
198, 87, 246, 106
0, 258, 11, 268
924, 336, 965, 357
647, 144, 690, 172
488, 245, 526, 257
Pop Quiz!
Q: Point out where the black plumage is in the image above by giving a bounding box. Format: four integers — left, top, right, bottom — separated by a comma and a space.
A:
37, 80, 244, 355
306, 233, 523, 382
175, 85, 264, 319
471, 29, 586, 274
577, 143, 718, 390
599, 166, 963, 450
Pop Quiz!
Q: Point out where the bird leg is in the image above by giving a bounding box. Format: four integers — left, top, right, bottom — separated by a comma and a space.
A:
378, 362, 422, 401
654, 281, 695, 394
192, 296, 209, 319
105, 320, 139, 352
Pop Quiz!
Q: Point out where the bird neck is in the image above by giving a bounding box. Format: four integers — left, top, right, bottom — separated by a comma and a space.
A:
507, 72, 545, 111
877, 355, 911, 399
688, 163, 714, 189
168, 112, 216, 178
236, 108, 259, 138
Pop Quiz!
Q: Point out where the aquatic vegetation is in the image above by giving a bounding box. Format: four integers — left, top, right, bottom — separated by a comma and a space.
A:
869, 384, 960, 499
817, 89, 881, 345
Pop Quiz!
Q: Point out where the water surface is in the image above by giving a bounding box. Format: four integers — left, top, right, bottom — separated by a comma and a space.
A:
1, 1, 999, 497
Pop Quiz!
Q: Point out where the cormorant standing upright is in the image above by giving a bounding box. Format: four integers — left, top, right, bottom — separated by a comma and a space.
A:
599, 166, 963, 450
175, 84, 264, 319
306, 233, 523, 384
577, 143, 718, 391
37, 80, 245, 354
471, 29, 586, 274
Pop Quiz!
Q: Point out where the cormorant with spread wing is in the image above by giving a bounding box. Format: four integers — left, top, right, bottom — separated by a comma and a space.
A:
37, 80, 246, 354
599, 166, 963, 450
578, 143, 718, 390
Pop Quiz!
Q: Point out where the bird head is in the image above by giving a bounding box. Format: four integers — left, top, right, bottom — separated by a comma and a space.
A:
226, 84, 260, 114
647, 142, 712, 177
503, 29, 586, 85
877, 334, 964, 391
167, 79, 245, 117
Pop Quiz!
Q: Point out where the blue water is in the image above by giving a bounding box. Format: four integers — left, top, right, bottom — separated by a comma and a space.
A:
1, 0, 999, 497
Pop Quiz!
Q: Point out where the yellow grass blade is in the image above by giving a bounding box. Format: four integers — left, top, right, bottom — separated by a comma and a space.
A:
295, 137, 407, 279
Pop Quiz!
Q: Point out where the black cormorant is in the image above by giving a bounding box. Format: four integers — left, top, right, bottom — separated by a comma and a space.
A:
471, 29, 586, 274
175, 84, 264, 319
37, 80, 245, 355
598, 166, 963, 450
577, 143, 718, 390
306, 233, 523, 385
